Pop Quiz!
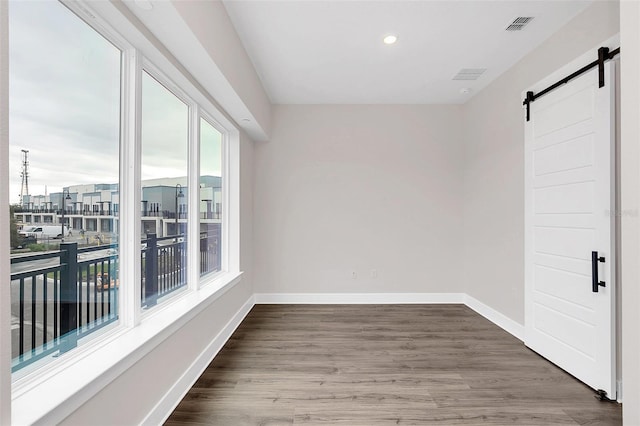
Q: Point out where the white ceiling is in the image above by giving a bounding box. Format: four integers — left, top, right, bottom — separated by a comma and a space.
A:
223, 0, 593, 104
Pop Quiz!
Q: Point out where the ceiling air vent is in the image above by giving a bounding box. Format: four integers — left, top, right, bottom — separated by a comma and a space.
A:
506, 17, 534, 31
452, 68, 487, 81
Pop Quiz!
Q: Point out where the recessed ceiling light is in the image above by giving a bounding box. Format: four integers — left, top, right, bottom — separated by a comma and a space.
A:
134, 0, 153, 11
383, 34, 398, 45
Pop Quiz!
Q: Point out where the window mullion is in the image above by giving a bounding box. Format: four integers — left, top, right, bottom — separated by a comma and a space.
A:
188, 106, 201, 290
120, 47, 142, 327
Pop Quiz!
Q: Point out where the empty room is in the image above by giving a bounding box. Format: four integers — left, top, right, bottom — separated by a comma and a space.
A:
1, 0, 639, 425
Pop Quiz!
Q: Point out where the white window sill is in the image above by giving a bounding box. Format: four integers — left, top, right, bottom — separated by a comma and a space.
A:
11, 271, 243, 426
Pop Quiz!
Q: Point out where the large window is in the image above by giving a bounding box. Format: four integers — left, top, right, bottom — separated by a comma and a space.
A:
8, 0, 121, 376
141, 71, 189, 309
5, 0, 234, 385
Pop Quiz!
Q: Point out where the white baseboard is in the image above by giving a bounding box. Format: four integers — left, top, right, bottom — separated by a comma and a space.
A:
464, 294, 525, 341
141, 295, 255, 426
254, 292, 523, 341
254, 292, 466, 305
617, 379, 622, 403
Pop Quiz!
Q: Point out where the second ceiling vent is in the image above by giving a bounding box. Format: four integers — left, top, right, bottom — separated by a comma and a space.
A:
452, 68, 486, 81
506, 17, 534, 31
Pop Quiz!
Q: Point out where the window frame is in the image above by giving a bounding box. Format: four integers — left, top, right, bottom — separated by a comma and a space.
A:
198, 112, 229, 284
7, 0, 243, 422
139, 61, 194, 314
8, 0, 131, 383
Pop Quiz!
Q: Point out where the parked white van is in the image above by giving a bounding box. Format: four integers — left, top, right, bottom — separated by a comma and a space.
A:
19, 225, 69, 240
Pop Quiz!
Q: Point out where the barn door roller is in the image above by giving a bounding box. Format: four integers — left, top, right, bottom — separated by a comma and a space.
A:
523, 46, 620, 122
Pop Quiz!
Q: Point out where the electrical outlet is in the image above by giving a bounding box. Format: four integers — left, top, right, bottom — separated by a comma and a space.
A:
371, 269, 378, 279
351, 271, 357, 279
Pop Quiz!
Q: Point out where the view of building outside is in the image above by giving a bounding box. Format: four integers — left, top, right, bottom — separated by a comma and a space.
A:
140, 71, 189, 308
8, 0, 121, 375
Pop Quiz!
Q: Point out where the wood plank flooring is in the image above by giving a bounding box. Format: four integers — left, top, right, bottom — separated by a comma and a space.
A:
165, 304, 621, 425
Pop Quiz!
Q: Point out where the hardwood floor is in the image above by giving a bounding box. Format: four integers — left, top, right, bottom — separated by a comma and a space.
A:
165, 304, 621, 425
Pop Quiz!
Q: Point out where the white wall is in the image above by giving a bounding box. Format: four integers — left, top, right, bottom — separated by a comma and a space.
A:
461, 1, 620, 324
239, 133, 255, 292
110, 0, 270, 142
171, 0, 272, 141
254, 105, 464, 294
60, 282, 253, 425
620, 0, 640, 422
60, 135, 255, 425
460, 0, 640, 417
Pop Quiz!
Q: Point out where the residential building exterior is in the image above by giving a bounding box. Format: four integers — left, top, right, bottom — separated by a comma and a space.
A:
13, 176, 222, 237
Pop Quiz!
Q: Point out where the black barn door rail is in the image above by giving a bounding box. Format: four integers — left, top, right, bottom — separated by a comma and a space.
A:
523, 46, 620, 122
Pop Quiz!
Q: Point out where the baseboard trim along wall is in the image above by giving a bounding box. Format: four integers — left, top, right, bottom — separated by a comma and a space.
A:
253, 292, 467, 305
464, 294, 525, 341
143, 296, 255, 426
149, 292, 525, 423
254, 292, 524, 341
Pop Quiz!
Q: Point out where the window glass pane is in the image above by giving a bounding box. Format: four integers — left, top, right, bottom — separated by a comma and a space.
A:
141, 71, 189, 308
199, 119, 223, 277
8, 0, 121, 376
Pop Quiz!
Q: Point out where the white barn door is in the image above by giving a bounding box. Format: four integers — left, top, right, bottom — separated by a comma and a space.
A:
524, 61, 616, 398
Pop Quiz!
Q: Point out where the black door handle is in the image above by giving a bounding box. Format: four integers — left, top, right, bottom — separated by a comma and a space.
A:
592, 251, 606, 292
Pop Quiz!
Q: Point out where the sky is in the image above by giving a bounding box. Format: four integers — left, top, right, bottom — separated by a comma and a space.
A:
9, 0, 222, 204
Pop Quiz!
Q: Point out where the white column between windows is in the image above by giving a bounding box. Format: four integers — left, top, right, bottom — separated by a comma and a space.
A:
119, 47, 143, 327
188, 105, 200, 290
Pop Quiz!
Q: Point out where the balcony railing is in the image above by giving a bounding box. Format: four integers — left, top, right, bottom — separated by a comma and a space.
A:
141, 234, 186, 308
13, 208, 118, 217
140, 210, 184, 219
15, 209, 217, 219
13, 208, 56, 214
77, 211, 118, 217
10, 243, 118, 372
10, 232, 221, 373
200, 212, 222, 220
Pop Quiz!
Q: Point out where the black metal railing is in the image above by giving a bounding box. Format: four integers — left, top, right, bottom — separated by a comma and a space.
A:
76, 211, 118, 217
140, 211, 196, 220
10, 230, 221, 372
14, 208, 118, 217
13, 208, 56, 214
141, 234, 187, 308
200, 233, 221, 276
10, 243, 118, 372
200, 212, 222, 220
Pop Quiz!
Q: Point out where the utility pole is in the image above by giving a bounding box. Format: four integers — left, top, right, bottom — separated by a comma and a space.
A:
19, 149, 29, 205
